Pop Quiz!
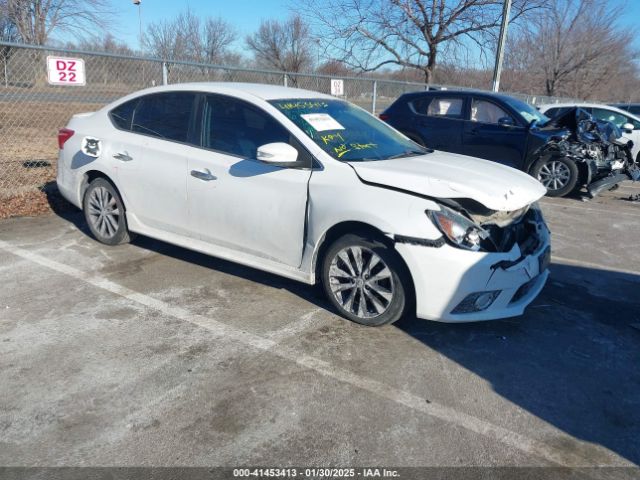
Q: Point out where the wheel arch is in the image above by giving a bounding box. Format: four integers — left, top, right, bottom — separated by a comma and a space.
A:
80, 170, 127, 211
311, 221, 416, 311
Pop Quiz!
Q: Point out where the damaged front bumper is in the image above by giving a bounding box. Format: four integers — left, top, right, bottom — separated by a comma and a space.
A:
587, 164, 640, 198
394, 218, 551, 322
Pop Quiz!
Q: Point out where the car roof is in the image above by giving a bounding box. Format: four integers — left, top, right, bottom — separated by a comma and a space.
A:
120, 82, 335, 102
400, 89, 517, 100
538, 102, 640, 120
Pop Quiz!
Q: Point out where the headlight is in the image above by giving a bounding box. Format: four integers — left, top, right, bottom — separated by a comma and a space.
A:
426, 205, 486, 251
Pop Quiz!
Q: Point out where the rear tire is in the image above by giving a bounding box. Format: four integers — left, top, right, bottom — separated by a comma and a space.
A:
531, 156, 579, 197
321, 234, 409, 326
83, 178, 133, 245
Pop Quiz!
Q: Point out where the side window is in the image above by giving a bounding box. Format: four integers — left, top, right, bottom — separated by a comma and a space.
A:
132, 92, 195, 142
201, 95, 292, 159
592, 108, 637, 129
410, 97, 430, 115
425, 97, 464, 118
110, 99, 138, 131
545, 107, 568, 118
471, 99, 513, 124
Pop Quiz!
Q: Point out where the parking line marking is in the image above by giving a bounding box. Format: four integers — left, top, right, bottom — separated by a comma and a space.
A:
267, 307, 327, 341
0, 238, 627, 468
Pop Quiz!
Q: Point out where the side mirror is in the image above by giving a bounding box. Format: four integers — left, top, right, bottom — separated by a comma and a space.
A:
622, 122, 635, 132
498, 116, 515, 127
256, 142, 298, 165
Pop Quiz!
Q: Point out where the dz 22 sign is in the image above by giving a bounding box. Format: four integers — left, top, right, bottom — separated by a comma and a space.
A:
47, 56, 86, 86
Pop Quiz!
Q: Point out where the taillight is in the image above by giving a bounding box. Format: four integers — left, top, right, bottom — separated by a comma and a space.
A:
378, 113, 390, 121
58, 128, 75, 149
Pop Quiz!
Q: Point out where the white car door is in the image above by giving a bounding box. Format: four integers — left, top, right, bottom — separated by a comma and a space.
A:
591, 107, 640, 160
112, 92, 196, 235
187, 94, 311, 268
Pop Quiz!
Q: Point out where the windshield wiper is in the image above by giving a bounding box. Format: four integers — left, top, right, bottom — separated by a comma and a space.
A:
384, 149, 429, 160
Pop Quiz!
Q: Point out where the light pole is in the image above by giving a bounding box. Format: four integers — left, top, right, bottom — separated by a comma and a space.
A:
133, 0, 142, 50
133, 0, 145, 84
492, 0, 512, 92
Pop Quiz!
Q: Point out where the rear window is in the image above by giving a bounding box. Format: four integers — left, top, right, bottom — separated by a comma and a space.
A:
410, 96, 464, 118
131, 92, 196, 142
109, 99, 138, 130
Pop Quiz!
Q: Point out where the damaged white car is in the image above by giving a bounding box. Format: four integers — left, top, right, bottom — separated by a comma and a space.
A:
57, 83, 551, 326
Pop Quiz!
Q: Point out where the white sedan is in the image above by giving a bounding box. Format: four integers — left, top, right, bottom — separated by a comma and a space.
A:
57, 83, 550, 326
538, 102, 640, 162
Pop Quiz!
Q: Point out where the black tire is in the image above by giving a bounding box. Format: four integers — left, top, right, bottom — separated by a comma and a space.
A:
402, 131, 426, 148
531, 156, 580, 197
321, 233, 409, 326
83, 178, 133, 245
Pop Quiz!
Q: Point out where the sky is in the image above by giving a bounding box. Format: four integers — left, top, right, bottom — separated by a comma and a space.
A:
113, 0, 290, 51
109, 0, 640, 56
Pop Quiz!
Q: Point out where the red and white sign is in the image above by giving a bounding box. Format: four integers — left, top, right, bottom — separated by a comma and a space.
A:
330, 79, 344, 96
46, 56, 86, 86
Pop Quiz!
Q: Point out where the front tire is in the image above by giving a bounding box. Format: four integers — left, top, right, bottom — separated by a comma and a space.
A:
83, 178, 133, 245
531, 156, 579, 197
321, 234, 408, 326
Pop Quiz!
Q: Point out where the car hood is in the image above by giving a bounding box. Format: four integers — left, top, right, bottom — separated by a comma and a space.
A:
350, 151, 547, 211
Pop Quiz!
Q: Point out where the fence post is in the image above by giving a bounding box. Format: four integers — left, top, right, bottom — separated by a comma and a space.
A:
162, 62, 168, 85
283, 74, 288, 87
371, 80, 378, 114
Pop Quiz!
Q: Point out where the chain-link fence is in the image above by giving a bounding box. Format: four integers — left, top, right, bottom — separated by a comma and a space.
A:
0, 41, 575, 204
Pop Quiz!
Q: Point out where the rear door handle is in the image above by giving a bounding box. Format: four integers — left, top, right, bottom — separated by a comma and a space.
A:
190, 169, 216, 181
113, 151, 133, 162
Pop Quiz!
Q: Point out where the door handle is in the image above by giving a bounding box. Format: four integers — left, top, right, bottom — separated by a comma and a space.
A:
113, 151, 133, 162
190, 169, 217, 181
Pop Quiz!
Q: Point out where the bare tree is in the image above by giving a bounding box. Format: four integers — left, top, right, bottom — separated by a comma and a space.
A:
143, 14, 191, 61
143, 9, 237, 64
298, 0, 544, 84
246, 15, 313, 73
3, 0, 113, 45
1, 2, 19, 86
504, 0, 637, 99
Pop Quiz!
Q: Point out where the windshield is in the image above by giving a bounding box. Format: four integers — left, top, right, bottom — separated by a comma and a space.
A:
270, 98, 428, 161
502, 96, 550, 125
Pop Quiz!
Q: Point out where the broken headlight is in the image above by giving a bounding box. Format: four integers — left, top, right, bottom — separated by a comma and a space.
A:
427, 205, 487, 252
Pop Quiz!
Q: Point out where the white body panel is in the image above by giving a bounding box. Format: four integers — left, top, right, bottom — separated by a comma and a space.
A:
57, 82, 550, 322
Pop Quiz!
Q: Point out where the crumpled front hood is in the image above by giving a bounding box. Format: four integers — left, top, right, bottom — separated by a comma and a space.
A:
350, 151, 547, 211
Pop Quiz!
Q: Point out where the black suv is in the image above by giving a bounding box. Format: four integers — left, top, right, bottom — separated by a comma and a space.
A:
380, 91, 582, 195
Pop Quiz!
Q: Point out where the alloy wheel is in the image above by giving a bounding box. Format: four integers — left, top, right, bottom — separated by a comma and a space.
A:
87, 186, 121, 239
538, 160, 571, 191
328, 246, 394, 319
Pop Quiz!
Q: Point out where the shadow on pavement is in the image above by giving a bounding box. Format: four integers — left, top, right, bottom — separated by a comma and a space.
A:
395, 262, 640, 466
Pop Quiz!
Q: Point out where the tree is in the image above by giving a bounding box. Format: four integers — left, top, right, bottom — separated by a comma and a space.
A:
298, 0, 544, 84
143, 9, 237, 64
504, 0, 637, 99
2, 0, 113, 45
1, 1, 19, 86
245, 15, 313, 73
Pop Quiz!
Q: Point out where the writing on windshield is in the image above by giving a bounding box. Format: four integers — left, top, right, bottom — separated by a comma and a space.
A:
270, 98, 426, 162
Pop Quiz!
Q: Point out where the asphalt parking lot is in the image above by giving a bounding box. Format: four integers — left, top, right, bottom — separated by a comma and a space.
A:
1, 185, 640, 471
